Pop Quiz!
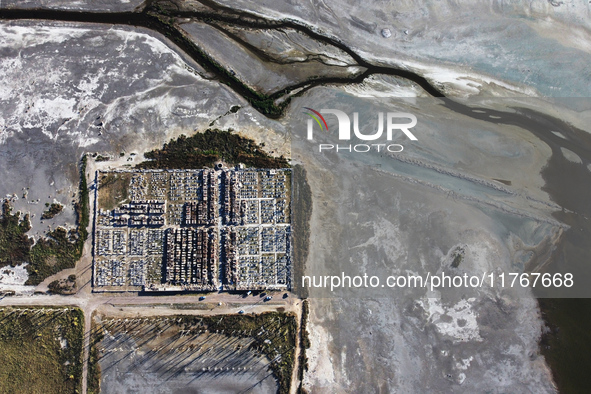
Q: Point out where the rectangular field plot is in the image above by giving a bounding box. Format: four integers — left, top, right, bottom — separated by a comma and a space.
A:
89, 312, 297, 394
0, 307, 84, 394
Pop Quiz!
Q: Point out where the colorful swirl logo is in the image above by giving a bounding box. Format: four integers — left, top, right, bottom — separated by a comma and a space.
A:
303, 107, 328, 132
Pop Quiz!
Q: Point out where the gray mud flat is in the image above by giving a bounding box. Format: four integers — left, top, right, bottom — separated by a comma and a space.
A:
289, 92, 565, 392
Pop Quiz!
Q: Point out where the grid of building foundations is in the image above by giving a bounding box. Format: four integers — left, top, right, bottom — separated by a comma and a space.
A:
92, 167, 291, 292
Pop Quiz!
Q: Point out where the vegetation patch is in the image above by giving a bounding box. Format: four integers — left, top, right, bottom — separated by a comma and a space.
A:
27, 229, 80, 285
48, 274, 77, 295
87, 318, 103, 394
0, 307, 84, 394
0, 200, 33, 269
41, 203, 64, 220
137, 129, 289, 170
450, 246, 465, 268
292, 165, 313, 297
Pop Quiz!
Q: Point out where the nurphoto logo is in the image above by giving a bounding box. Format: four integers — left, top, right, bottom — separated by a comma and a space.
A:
304, 108, 418, 153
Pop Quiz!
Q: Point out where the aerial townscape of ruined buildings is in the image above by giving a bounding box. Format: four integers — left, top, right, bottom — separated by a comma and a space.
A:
93, 166, 291, 292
